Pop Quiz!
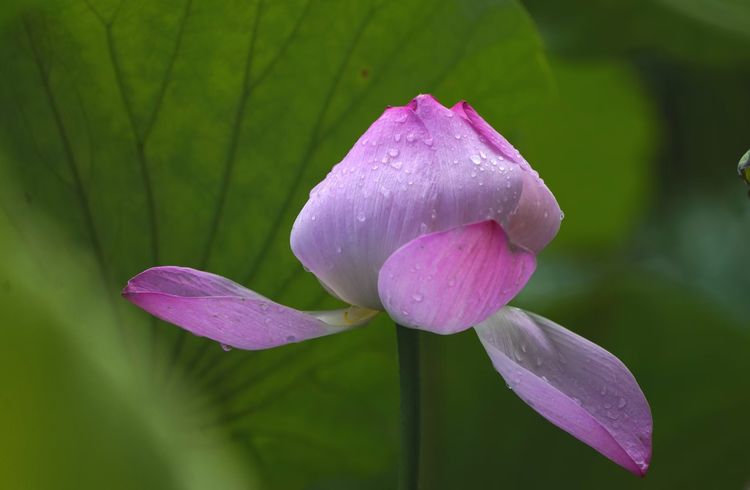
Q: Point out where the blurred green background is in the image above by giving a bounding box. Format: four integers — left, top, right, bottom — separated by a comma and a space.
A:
1, 0, 748, 488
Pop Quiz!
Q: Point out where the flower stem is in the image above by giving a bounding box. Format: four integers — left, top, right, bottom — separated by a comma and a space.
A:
396, 323, 420, 490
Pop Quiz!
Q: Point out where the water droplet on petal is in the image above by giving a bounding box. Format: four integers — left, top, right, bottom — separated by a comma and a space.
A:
220, 343, 232, 352
286, 335, 297, 342
406, 133, 416, 142
480, 151, 487, 159
389, 148, 399, 157
471, 155, 482, 165
454, 134, 462, 140
390, 161, 403, 170
260, 302, 269, 311
412, 293, 424, 302
617, 397, 627, 408
394, 133, 402, 142
357, 213, 366, 222
336, 246, 343, 254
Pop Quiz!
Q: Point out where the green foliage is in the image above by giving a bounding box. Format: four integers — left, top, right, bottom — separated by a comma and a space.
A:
1, 0, 749, 488
0, 0, 552, 488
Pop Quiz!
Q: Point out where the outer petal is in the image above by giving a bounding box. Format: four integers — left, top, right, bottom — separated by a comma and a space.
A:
454, 101, 562, 252
475, 307, 652, 476
122, 266, 377, 350
378, 221, 535, 334
291, 95, 528, 309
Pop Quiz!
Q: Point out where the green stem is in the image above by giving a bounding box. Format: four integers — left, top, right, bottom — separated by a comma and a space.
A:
396, 323, 420, 490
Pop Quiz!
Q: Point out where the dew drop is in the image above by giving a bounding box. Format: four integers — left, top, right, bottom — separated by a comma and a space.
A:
423, 137, 433, 146
454, 134, 462, 140
406, 133, 416, 142
336, 246, 343, 254
470, 155, 482, 165
480, 151, 487, 159
220, 343, 232, 352
394, 133, 402, 142
388, 148, 399, 157
357, 213, 366, 222
311, 214, 317, 221
390, 161, 403, 170
260, 302, 270, 311
286, 335, 297, 342
411, 293, 424, 302
617, 398, 627, 409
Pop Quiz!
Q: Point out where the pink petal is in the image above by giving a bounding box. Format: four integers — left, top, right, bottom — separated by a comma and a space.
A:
475, 307, 653, 475
454, 101, 562, 252
122, 266, 377, 350
377, 220, 535, 334
292, 94, 533, 310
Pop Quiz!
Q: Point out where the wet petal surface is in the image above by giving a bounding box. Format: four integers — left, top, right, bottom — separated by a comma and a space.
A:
123, 266, 377, 350
475, 307, 652, 475
378, 221, 535, 334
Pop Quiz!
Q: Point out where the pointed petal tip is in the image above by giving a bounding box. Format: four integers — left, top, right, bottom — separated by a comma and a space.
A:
405, 93, 444, 112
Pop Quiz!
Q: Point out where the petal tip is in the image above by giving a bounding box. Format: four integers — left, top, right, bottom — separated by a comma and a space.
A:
406, 93, 445, 112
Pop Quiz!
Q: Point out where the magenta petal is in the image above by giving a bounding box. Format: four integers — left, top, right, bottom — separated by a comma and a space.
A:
122, 266, 376, 350
377, 221, 536, 334
454, 101, 562, 253
475, 307, 653, 475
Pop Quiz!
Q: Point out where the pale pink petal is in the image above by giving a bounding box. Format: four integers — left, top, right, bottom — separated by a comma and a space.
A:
377, 221, 535, 334
122, 266, 377, 350
291, 95, 529, 309
454, 101, 562, 252
475, 307, 653, 475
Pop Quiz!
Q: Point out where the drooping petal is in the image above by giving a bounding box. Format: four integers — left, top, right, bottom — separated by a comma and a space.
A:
377, 221, 535, 334
292, 94, 531, 309
454, 101, 562, 253
122, 266, 378, 350
475, 307, 652, 475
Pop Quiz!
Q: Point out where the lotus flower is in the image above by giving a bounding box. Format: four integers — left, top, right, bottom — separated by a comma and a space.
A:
123, 95, 652, 475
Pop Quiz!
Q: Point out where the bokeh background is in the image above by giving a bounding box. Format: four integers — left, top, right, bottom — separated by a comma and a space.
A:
1, 0, 748, 488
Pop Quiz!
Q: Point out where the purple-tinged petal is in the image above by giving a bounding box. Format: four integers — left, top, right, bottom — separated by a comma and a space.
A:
378, 221, 535, 334
454, 101, 562, 252
475, 307, 652, 475
292, 94, 529, 309
122, 266, 377, 350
